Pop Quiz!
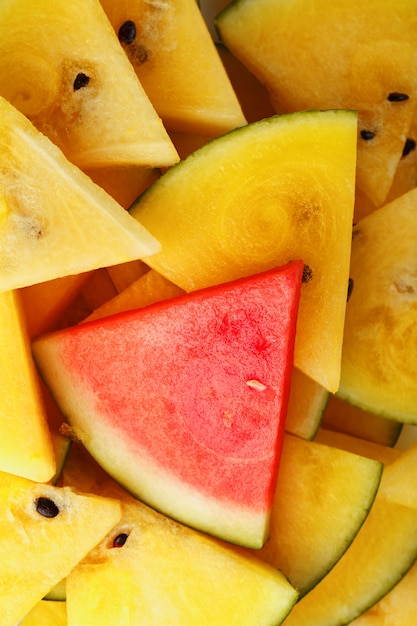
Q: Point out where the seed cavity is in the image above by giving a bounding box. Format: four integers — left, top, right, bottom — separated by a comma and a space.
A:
35, 496, 60, 518
73, 72, 90, 91
113, 532, 129, 548
360, 130, 375, 141
347, 277, 354, 301
118, 20, 137, 45
302, 264, 313, 284
402, 138, 416, 158
387, 92, 409, 102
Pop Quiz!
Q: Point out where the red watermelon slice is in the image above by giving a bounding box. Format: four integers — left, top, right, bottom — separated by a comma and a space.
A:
32, 261, 303, 548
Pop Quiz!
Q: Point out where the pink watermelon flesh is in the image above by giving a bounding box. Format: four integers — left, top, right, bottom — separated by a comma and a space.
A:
33, 261, 303, 548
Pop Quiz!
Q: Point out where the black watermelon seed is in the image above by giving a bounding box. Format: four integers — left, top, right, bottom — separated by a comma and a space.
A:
302, 264, 313, 284
73, 72, 90, 91
118, 20, 137, 45
35, 496, 60, 518
360, 130, 375, 141
113, 533, 129, 548
347, 278, 354, 301
402, 138, 416, 158
387, 92, 409, 102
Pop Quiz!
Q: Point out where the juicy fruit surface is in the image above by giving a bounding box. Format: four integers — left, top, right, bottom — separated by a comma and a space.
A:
66, 496, 298, 626
33, 262, 302, 548
338, 187, 417, 422
350, 559, 417, 625
100, 0, 247, 135
0, 0, 178, 169
216, 0, 417, 207
241, 434, 383, 596
0, 471, 121, 626
0, 95, 160, 292
0, 290, 55, 481
282, 499, 417, 625
0, 0, 415, 623
131, 109, 357, 392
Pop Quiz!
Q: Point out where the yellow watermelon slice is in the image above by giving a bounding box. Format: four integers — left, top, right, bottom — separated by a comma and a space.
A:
130, 109, 358, 392
0, 471, 121, 626
338, 187, 417, 423
0, 290, 55, 482
216, 0, 417, 207
0, 0, 178, 170
241, 433, 382, 597
0, 96, 160, 292
66, 496, 298, 625
99, 0, 247, 136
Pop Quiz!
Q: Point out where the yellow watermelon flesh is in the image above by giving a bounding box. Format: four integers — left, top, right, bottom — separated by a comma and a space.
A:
0, 290, 55, 482
130, 109, 357, 392
66, 495, 298, 626
338, 187, 417, 423
99, 0, 247, 136
0, 0, 178, 170
216, 0, 417, 208
0, 95, 160, 292
0, 471, 121, 626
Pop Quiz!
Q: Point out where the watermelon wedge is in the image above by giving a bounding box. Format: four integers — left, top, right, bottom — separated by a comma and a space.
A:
32, 261, 303, 548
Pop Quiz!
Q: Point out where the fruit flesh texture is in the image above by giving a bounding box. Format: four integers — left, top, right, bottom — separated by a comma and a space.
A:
281, 499, 417, 626
282, 440, 417, 624
285, 368, 328, 439
131, 109, 357, 393
61, 429, 381, 606
0, 0, 179, 170
100, 0, 247, 135
0, 95, 160, 292
216, 0, 417, 208
33, 262, 303, 549
338, 187, 417, 423
0, 289, 55, 482
240, 434, 383, 596
66, 496, 298, 626
0, 471, 121, 626
349, 558, 417, 625
0, 3, 412, 620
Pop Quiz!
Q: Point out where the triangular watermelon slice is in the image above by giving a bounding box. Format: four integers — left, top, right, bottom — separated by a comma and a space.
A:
0, 95, 160, 292
0, 289, 55, 483
0, 470, 121, 626
0, 0, 179, 170
33, 261, 303, 548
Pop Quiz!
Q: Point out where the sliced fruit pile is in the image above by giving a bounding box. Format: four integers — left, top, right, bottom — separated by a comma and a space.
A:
0, 0, 416, 624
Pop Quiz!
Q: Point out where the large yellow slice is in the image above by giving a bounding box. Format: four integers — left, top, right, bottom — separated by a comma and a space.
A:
66, 496, 298, 626
131, 110, 357, 391
0, 290, 55, 482
281, 499, 417, 625
338, 187, 417, 423
0, 0, 178, 169
0, 96, 160, 292
216, 0, 417, 207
